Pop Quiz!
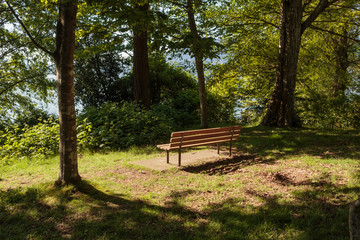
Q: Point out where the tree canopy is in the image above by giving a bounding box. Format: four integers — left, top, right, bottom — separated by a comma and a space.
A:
1, 0, 359, 133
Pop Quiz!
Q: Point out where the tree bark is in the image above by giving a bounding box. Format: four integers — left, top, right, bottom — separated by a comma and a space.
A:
53, 1, 81, 185
262, 0, 335, 127
261, 0, 302, 127
349, 196, 360, 240
133, 2, 151, 109
332, 27, 349, 97
186, 0, 208, 128
6, 0, 81, 185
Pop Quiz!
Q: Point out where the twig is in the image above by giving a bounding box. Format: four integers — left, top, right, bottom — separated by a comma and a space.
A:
5, 0, 54, 57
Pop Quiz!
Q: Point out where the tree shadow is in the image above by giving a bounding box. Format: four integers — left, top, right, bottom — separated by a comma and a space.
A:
206, 188, 356, 240
235, 126, 360, 160
0, 181, 204, 239
182, 153, 276, 175
1, 178, 358, 239
0, 187, 65, 239
179, 127, 359, 176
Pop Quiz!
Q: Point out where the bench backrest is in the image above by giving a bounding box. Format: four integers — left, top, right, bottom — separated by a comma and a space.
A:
168, 126, 242, 150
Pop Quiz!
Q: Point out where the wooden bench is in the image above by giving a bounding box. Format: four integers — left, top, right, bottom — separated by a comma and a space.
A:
157, 126, 242, 166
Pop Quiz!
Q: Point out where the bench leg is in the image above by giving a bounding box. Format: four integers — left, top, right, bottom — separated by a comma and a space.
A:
166, 150, 169, 164
217, 143, 220, 154
229, 140, 232, 156
178, 148, 181, 166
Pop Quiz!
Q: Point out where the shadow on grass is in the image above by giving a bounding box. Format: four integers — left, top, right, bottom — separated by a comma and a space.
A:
1, 179, 358, 240
176, 126, 359, 176
182, 154, 276, 175
234, 126, 360, 160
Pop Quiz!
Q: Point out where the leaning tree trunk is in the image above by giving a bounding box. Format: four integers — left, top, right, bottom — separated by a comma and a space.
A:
133, 3, 151, 109
187, 0, 208, 128
54, 1, 81, 185
261, 0, 302, 127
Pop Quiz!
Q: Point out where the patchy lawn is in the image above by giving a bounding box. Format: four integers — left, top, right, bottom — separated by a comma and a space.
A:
1, 126, 359, 239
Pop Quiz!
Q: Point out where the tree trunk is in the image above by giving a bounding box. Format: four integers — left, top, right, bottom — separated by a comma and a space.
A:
186, 0, 208, 128
54, 1, 81, 185
262, 0, 334, 127
194, 55, 209, 128
332, 27, 349, 97
349, 196, 360, 240
5, 0, 81, 185
261, 0, 302, 127
133, 3, 151, 109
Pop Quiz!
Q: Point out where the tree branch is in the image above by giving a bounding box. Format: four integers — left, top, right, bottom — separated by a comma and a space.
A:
243, 15, 279, 29
301, 0, 338, 35
0, 74, 40, 96
167, 0, 187, 9
310, 25, 360, 43
5, 0, 54, 57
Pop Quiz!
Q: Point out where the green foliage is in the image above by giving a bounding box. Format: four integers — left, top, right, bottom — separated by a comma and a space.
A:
148, 55, 198, 104
0, 117, 97, 164
204, 0, 360, 128
0, 98, 201, 164
152, 88, 200, 128
295, 10, 360, 129
203, 1, 279, 125
13, 106, 53, 128
74, 50, 132, 107
79, 101, 173, 150
0, 0, 56, 123
207, 91, 236, 124
0, 117, 59, 164
297, 94, 360, 129
76, 117, 95, 152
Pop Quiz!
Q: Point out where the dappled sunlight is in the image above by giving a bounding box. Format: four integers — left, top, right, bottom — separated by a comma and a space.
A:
0, 126, 359, 239
0, 168, 358, 239
235, 126, 360, 160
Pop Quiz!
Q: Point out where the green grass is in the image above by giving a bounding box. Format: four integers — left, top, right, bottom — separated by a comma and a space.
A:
0, 126, 359, 239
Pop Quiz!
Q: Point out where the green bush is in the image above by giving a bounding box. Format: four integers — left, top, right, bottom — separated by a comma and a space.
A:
297, 94, 360, 129
0, 117, 94, 164
0, 101, 176, 164
0, 117, 59, 164
207, 92, 238, 124
152, 92, 200, 128
79, 101, 173, 150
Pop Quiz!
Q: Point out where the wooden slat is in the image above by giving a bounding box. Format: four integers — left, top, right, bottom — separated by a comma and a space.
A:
168, 138, 233, 150
170, 130, 241, 143
157, 125, 242, 153
170, 135, 239, 149
156, 143, 170, 150
171, 126, 241, 138
171, 134, 240, 146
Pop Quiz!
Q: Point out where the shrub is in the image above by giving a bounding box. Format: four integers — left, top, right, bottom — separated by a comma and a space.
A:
0, 101, 175, 164
297, 94, 360, 129
154, 89, 200, 128
0, 117, 59, 164
0, 117, 94, 164
79, 101, 173, 151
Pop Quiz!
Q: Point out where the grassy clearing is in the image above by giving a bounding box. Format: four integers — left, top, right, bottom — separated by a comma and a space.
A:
0, 126, 359, 239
